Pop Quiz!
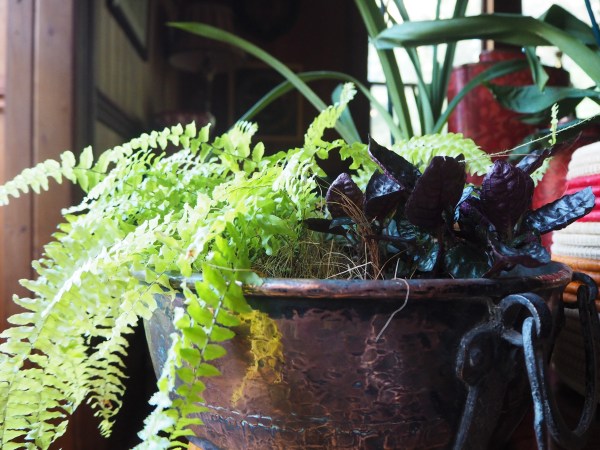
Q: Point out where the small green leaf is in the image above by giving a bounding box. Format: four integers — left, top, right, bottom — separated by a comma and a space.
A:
177, 255, 193, 278
177, 366, 195, 383
182, 326, 208, 347
185, 122, 197, 138
201, 265, 228, 294
216, 310, 241, 327
194, 281, 222, 308
196, 363, 221, 377
187, 300, 215, 326
179, 347, 201, 367
237, 270, 263, 286
78, 146, 94, 170
199, 124, 210, 142
176, 380, 206, 399
210, 325, 235, 342
203, 344, 226, 361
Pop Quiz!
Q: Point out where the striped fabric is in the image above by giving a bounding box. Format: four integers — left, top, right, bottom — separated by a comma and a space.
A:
550, 140, 600, 312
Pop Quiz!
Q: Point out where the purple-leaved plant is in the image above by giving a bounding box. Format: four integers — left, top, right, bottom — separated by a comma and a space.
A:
307, 137, 595, 279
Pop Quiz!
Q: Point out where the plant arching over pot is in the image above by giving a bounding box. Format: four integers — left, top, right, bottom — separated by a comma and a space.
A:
0, 85, 597, 449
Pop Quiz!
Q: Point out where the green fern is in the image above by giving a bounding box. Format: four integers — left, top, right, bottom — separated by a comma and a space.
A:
0, 84, 489, 448
0, 86, 356, 448
394, 132, 492, 176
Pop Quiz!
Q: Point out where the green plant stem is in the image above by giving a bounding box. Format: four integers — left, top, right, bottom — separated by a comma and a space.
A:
169, 23, 359, 143
354, 0, 414, 138
237, 71, 403, 143
584, 0, 600, 47
433, 59, 528, 133
375, 14, 600, 86
436, 0, 469, 120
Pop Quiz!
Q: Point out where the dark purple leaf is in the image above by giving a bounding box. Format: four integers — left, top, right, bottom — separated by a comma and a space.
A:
376, 218, 419, 251
524, 187, 595, 234
444, 243, 491, 279
372, 233, 413, 251
457, 186, 475, 206
330, 217, 355, 228
364, 173, 405, 219
405, 155, 466, 230
304, 218, 347, 236
511, 229, 540, 247
326, 173, 365, 219
515, 146, 558, 176
458, 197, 495, 232
416, 241, 439, 272
367, 137, 421, 189
393, 216, 420, 241
480, 161, 534, 237
454, 186, 475, 221
485, 239, 550, 277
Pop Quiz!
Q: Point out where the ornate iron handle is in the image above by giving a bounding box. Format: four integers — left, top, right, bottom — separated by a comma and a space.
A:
454, 273, 600, 450
453, 292, 552, 449
522, 272, 600, 450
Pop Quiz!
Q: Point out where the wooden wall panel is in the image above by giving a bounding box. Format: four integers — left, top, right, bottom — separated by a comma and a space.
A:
32, 0, 74, 259
2, 0, 75, 325
95, 1, 151, 123
1, 0, 35, 327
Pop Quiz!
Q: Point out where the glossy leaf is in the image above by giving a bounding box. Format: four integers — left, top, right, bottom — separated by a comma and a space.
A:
326, 173, 365, 218
486, 84, 600, 115
444, 243, 491, 279
480, 161, 533, 237
515, 146, 557, 176
373, 14, 600, 86
524, 187, 595, 234
378, 218, 421, 253
458, 196, 496, 244
487, 239, 550, 276
376, 234, 413, 253
405, 155, 466, 230
454, 186, 475, 222
540, 4, 599, 46
304, 218, 348, 236
524, 46, 549, 91
368, 137, 421, 189
364, 172, 404, 219
416, 241, 439, 273
520, 97, 586, 125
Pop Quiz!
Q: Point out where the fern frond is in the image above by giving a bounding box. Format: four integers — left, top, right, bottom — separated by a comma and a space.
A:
394, 132, 492, 176
0, 111, 330, 449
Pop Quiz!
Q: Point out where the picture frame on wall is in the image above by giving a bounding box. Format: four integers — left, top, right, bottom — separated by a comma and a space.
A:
107, 0, 149, 60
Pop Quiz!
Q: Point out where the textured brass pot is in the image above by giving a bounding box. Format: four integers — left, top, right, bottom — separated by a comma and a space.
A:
144, 262, 597, 449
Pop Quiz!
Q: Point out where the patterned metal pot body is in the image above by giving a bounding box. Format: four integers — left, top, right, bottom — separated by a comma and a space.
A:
144, 263, 573, 450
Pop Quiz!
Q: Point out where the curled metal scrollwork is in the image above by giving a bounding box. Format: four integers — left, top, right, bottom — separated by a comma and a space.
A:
522, 272, 600, 450
455, 272, 600, 450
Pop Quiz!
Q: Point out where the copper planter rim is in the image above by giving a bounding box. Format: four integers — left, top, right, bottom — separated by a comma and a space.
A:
159, 261, 572, 301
